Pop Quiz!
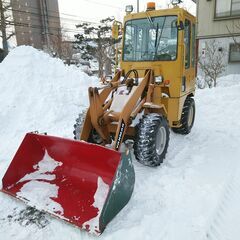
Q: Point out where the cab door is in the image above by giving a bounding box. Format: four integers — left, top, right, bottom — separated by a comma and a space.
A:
183, 18, 195, 93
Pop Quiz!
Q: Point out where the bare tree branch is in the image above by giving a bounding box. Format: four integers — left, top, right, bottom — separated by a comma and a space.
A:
6, 31, 14, 40
0, 0, 15, 55
198, 40, 226, 88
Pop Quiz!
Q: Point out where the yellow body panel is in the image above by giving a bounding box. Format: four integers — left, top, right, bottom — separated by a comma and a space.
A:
120, 7, 196, 127
80, 6, 197, 148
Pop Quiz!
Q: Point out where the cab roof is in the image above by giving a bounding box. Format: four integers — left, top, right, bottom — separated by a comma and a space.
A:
124, 7, 195, 23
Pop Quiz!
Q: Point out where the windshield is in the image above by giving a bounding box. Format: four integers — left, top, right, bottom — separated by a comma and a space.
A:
123, 15, 178, 61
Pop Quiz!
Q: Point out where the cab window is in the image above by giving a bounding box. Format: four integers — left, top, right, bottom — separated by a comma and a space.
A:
184, 19, 191, 69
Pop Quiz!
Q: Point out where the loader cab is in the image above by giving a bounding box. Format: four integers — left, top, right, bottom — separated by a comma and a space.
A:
120, 7, 196, 99
123, 15, 178, 62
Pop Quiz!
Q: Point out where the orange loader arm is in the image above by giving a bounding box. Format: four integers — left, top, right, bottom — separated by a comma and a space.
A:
80, 70, 154, 150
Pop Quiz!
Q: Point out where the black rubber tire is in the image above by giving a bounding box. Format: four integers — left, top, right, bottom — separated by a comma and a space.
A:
172, 97, 195, 135
73, 110, 103, 144
134, 113, 170, 167
73, 110, 87, 140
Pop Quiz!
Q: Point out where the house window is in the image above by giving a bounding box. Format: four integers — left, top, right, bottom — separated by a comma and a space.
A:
216, 0, 240, 18
229, 43, 240, 62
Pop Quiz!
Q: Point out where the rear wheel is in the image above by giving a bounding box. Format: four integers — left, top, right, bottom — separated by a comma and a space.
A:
172, 97, 195, 135
73, 110, 86, 140
134, 113, 170, 167
73, 111, 103, 144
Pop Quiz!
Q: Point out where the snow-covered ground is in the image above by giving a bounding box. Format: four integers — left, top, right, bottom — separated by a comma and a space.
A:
1, 46, 240, 240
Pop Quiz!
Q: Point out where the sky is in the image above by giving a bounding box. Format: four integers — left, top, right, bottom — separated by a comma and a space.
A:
58, 0, 196, 38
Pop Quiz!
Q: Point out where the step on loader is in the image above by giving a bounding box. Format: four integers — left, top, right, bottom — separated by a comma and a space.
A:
1, 2, 196, 235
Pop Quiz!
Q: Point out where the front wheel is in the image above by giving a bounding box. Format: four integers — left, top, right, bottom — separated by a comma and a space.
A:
134, 113, 170, 167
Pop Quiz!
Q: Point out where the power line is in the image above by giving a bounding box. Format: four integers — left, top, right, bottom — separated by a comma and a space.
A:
6, 8, 99, 35
1, 0, 117, 44
8, 6, 113, 35
80, 0, 122, 10
9, 7, 98, 25
10, 8, 80, 29
4, 1, 116, 35
9, 3, 99, 23
19, 2, 96, 21
5, 19, 81, 34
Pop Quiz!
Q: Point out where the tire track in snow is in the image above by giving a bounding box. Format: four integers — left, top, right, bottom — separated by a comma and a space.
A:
127, 130, 207, 240
112, 137, 184, 240
204, 157, 240, 240
162, 131, 193, 169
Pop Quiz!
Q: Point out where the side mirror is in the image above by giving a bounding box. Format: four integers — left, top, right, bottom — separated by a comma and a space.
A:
112, 21, 121, 40
112, 21, 122, 40
177, 20, 184, 31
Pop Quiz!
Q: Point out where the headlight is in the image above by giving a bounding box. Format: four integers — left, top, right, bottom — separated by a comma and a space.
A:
155, 76, 163, 84
125, 5, 133, 14
171, 0, 182, 6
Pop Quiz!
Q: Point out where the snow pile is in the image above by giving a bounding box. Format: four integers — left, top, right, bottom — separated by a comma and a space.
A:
1, 46, 240, 240
13, 150, 64, 216
0, 46, 98, 168
18, 151, 62, 183
82, 177, 110, 235
17, 181, 63, 215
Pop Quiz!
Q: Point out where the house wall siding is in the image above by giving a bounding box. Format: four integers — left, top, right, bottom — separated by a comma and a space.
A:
197, 0, 240, 39
197, 0, 240, 76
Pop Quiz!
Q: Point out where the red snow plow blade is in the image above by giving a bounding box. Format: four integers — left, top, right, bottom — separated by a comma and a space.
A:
1, 133, 135, 235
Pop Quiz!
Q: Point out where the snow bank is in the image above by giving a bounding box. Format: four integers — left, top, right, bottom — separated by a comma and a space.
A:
82, 177, 110, 235
0, 46, 98, 164
197, 74, 240, 89
217, 74, 240, 88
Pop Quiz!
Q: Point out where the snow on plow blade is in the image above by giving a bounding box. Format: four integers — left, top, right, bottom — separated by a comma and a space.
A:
1, 133, 135, 235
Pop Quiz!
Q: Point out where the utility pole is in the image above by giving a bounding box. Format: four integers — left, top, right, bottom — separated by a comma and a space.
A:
137, 0, 139, 12
0, 0, 9, 56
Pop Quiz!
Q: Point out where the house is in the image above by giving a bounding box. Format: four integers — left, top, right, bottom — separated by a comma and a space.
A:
197, 0, 240, 75
11, 0, 61, 50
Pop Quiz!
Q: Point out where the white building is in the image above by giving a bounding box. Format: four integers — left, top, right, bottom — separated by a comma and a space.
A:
197, 0, 240, 75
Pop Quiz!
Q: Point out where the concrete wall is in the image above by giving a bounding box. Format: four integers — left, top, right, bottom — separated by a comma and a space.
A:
46, 0, 61, 37
11, 0, 61, 49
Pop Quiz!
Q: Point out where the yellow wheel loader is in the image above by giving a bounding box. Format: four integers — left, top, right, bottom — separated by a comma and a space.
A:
1, 2, 196, 235
74, 3, 196, 166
